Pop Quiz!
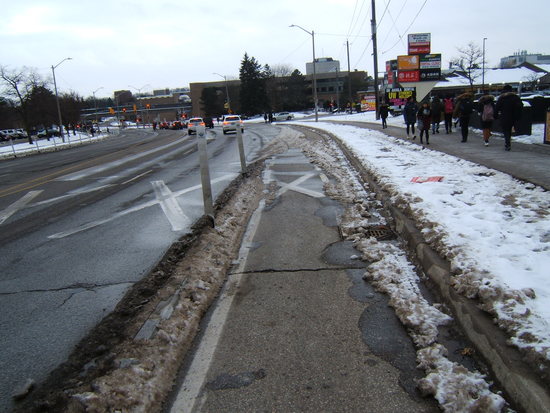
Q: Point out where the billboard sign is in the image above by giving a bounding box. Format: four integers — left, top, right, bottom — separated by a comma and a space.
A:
398, 70, 420, 83
385, 87, 416, 108
419, 54, 441, 69
361, 94, 377, 112
397, 55, 420, 71
408, 33, 431, 55
419, 69, 441, 81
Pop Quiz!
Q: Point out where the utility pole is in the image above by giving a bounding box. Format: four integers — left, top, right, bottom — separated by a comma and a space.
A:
347, 40, 352, 112
482, 37, 487, 92
371, 0, 380, 120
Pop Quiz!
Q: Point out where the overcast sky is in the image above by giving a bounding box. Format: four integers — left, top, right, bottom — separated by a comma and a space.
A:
1, 0, 548, 99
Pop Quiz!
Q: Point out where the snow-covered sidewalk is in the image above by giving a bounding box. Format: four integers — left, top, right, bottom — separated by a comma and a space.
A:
293, 119, 550, 369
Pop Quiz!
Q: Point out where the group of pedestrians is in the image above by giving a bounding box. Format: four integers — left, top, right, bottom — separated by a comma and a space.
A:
387, 84, 522, 151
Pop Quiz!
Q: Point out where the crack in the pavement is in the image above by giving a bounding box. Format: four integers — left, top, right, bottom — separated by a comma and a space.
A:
0, 281, 134, 296
230, 266, 356, 275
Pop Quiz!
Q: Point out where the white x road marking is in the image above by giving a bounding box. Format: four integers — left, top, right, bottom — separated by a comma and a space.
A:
151, 180, 189, 231
275, 172, 325, 198
48, 175, 234, 239
0, 190, 43, 225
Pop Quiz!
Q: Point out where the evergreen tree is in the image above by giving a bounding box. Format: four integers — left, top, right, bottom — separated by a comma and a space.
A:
239, 53, 269, 116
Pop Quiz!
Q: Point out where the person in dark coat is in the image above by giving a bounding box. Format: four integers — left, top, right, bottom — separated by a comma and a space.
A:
495, 84, 523, 151
453, 92, 474, 142
477, 94, 496, 146
416, 101, 432, 145
403, 96, 418, 138
379, 101, 389, 129
430, 96, 443, 134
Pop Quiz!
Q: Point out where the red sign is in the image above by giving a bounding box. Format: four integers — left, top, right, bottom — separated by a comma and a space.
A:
388, 70, 394, 84
398, 70, 420, 83
408, 33, 431, 55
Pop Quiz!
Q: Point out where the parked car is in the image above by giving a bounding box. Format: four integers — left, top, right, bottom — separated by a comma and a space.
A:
187, 117, 205, 135
15, 128, 27, 138
222, 115, 244, 134
272, 112, 294, 121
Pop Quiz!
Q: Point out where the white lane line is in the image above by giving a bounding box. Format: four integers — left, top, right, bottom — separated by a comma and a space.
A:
48, 175, 234, 239
0, 190, 43, 225
169, 199, 266, 413
152, 181, 189, 231
31, 185, 115, 207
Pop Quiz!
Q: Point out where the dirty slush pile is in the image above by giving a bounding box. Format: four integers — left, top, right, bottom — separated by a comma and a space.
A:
15, 127, 505, 413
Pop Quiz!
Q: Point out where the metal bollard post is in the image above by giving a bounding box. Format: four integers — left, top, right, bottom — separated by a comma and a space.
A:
197, 125, 215, 220
236, 121, 246, 173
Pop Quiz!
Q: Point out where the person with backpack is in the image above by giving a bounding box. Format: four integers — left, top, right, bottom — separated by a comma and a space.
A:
478, 94, 496, 146
453, 92, 474, 142
443, 95, 454, 134
403, 96, 418, 139
495, 84, 523, 151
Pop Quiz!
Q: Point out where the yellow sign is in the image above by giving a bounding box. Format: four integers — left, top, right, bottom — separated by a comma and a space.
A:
133, 104, 137, 113
397, 55, 420, 70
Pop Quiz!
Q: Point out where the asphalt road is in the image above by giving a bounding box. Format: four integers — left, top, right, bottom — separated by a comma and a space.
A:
0, 124, 279, 412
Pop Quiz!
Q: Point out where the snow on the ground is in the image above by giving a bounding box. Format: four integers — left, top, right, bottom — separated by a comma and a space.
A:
290, 117, 550, 367
278, 127, 508, 412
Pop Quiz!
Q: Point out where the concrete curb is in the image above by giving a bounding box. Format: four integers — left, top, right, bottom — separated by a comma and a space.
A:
318, 128, 550, 413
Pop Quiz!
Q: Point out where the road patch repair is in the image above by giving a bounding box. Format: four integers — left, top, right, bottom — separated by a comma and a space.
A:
13, 126, 550, 412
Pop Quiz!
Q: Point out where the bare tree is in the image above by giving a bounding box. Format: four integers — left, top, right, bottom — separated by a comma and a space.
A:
450, 42, 484, 91
0, 65, 46, 143
270, 64, 295, 78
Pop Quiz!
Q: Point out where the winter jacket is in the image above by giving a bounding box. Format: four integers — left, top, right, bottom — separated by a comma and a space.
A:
379, 104, 389, 118
430, 98, 443, 122
443, 97, 454, 115
417, 106, 432, 130
453, 93, 474, 118
403, 101, 418, 124
495, 92, 523, 126
477, 95, 496, 123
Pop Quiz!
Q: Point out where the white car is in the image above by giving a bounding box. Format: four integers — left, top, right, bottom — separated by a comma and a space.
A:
272, 112, 294, 121
187, 117, 205, 135
222, 115, 244, 134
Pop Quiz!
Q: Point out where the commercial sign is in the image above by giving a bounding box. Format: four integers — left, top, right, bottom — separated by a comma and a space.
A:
419, 54, 441, 69
361, 94, 377, 112
398, 70, 420, 83
397, 55, 420, 71
408, 33, 431, 54
385, 87, 416, 108
419, 69, 441, 81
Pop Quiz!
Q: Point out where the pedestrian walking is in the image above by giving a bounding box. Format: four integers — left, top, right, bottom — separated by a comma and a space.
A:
478, 94, 496, 146
430, 96, 443, 134
264, 113, 268, 123
403, 96, 418, 139
453, 92, 474, 142
495, 84, 523, 151
443, 95, 454, 133
417, 101, 432, 145
379, 101, 389, 129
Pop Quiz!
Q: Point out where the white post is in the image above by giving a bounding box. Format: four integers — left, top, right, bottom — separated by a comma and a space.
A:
236, 122, 246, 173
197, 126, 214, 219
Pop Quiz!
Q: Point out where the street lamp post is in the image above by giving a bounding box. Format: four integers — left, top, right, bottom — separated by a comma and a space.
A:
213, 73, 231, 113
129, 84, 150, 128
52, 57, 72, 142
290, 24, 318, 122
482, 37, 487, 92
92, 87, 103, 126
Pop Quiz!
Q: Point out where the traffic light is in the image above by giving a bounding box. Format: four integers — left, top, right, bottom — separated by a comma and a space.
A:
122, 108, 127, 113
109, 107, 115, 115
146, 104, 151, 109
